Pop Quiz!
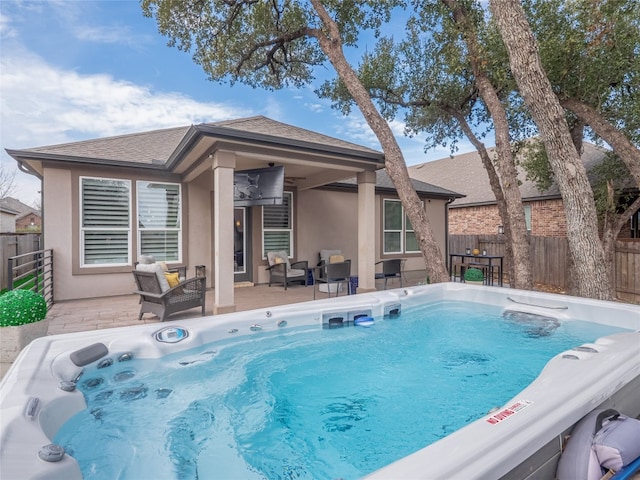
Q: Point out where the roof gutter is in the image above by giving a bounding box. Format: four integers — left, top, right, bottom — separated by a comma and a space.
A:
16, 159, 42, 180
6, 149, 168, 171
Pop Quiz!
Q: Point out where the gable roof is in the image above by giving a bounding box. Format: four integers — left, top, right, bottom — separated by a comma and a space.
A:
0, 206, 19, 216
333, 169, 463, 199
0, 197, 39, 216
408, 142, 608, 207
209, 116, 381, 156
16, 210, 41, 221
6, 116, 383, 169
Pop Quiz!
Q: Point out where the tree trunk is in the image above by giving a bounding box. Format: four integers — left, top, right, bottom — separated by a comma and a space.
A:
309, 0, 450, 283
450, 109, 517, 285
443, 0, 533, 290
560, 97, 640, 187
490, 0, 611, 300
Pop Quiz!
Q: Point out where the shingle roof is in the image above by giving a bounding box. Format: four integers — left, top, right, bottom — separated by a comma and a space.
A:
408, 142, 608, 207
0, 206, 19, 215
8, 116, 382, 166
210, 116, 381, 156
0, 197, 39, 216
15, 126, 190, 165
333, 169, 463, 198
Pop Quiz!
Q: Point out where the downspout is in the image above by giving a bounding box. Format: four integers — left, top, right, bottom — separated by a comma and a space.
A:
17, 161, 43, 239
445, 197, 455, 281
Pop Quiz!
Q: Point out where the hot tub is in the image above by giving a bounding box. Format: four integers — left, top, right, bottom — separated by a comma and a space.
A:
1, 283, 638, 479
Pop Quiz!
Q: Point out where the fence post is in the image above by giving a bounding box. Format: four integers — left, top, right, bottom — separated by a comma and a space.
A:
34, 251, 41, 295
7, 257, 14, 290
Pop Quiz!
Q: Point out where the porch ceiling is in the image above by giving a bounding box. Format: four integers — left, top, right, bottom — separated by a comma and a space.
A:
178, 135, 380, 191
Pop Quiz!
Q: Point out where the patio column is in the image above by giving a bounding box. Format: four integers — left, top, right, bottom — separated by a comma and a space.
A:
213, 151, 236, 314
357, 170, 376, 293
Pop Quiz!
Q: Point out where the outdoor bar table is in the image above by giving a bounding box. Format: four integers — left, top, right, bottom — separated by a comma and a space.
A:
448, 252, 504, 286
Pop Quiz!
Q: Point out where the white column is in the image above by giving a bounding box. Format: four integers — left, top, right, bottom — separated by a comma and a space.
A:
213, 151, 236, 314
357, 170, 377, 292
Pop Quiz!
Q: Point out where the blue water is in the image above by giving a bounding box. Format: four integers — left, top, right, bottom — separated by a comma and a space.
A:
54, 301, 629, 479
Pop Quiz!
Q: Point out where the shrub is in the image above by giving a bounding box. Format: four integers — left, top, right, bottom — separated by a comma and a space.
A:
464, 267, 484, 282
0, 290, 48, 327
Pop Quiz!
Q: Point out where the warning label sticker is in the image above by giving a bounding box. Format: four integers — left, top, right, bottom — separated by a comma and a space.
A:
486, 400, 533, 425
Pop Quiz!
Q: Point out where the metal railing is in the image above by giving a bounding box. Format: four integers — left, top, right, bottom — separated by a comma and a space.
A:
7, 249, 54, 308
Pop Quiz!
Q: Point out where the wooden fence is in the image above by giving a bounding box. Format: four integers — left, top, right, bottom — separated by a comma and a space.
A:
449, 235, 639, 303
0, 234, 42, 291
615, 240, 640, 304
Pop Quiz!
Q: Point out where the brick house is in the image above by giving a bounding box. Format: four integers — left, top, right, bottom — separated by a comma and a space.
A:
408, 142, 639, 238
15, 211, 42, 233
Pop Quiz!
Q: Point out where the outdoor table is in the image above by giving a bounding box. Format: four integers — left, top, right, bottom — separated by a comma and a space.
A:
448, 253, 504, 286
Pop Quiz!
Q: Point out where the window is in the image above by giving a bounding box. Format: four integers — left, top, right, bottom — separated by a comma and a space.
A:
81, 177, 131, 266
524, 205, 532, 231
137, 181, 181, 262
263, 192, 293, 257
80, 177, 182, 267
383, 199, 419, 254
631, 209, 640, 238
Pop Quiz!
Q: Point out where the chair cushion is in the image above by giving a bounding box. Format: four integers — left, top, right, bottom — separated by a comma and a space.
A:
136, 263, 171, 292
289, 268, 307, 277
320, 249, 342, 263
139, 255, 156, 265
329, 254, 344, 263
267, 251, 291, 271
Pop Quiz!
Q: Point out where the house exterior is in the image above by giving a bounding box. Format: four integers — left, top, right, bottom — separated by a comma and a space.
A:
408, 142, 640, 238
0, 197, 41, 233
15, 211, 42, 233
0, 206, 18, 233
7, 116, 461, 313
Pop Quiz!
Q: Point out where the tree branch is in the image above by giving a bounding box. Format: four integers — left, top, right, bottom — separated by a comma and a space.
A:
559, 96, 640, 187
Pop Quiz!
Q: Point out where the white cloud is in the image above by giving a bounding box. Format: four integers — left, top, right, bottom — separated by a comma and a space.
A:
0, 11, 17, 39
0, 47, 251, 205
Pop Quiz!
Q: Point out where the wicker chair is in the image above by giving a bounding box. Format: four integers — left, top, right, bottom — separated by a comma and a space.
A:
266, 251, 309, 290
132, 270, 206, 322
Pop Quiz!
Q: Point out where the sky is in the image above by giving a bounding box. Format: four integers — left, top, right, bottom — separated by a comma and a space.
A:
1, 0, 477, 207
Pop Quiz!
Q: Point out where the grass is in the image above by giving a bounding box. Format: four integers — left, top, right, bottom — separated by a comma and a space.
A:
0, 273, 45, 296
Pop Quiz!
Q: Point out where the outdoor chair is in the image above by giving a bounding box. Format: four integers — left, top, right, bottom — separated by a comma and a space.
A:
375, 259, 403, 290
316, 249, 346, 282
314, 260, 351, 299
266, 251, 309, 290
132, 269, 206, 322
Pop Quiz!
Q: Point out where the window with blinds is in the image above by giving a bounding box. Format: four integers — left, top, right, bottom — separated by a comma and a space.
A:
81, 177, 131, 266
383, 199, 419, 254
137, 181, 181, 262
263, 191, 293, 257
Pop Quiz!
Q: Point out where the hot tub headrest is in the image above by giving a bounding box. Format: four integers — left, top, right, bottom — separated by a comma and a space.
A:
70, 342, 109, 367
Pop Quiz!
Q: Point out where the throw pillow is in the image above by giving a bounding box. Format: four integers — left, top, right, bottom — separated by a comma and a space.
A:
329, 254, 345, 263
164, 271, 184, 294
164, 272, 180, 288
